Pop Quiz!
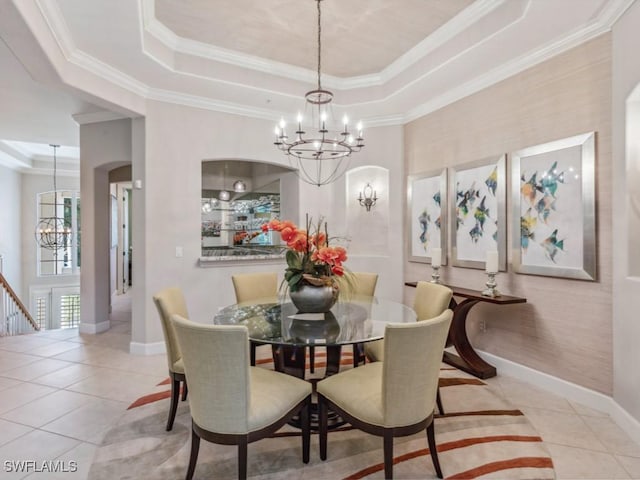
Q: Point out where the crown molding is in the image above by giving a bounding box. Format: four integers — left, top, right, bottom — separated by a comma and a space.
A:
35, 0, 76, 61
141, 0, 506, 91
146, 88, 284, 122
0, 143, 32, 171
403, 0, 632, 124
36, 0, 150, 100
21, 167, 79, 177
30, 0, 635, 130
72, 110, 128, 125
377, 0, 508, 85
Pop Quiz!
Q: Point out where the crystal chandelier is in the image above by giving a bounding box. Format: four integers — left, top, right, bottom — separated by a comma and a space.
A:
273, 0, 364, 187
35, 144, 73, 250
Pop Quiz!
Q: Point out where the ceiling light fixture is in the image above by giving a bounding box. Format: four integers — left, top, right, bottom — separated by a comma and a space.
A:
273, 0, 364, 187
35, 144, 73, 251
233, 179, 247, 192
219, 163, 230, 201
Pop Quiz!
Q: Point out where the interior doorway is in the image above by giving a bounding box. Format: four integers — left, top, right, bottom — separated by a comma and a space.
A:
112, 182, 132, 294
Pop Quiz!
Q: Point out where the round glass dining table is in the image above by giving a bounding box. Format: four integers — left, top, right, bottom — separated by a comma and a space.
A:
214, 295, 417, 379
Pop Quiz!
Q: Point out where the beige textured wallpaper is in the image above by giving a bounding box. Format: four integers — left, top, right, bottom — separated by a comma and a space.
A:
404, 34, 612, 394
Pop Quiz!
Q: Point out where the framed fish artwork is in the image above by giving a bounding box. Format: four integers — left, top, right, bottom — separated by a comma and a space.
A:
449, 155, 507, 270
511, 132, 596, 280
407, 168, 447, 264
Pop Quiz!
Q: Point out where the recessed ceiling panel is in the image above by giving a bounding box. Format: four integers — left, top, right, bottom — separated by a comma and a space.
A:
155, 0, 474, 77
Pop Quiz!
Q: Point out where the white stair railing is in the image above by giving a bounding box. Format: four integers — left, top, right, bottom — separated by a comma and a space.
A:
0, 273, 40, 336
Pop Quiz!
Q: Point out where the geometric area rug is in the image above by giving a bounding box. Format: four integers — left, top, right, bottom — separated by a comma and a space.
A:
88, 349, 555, 479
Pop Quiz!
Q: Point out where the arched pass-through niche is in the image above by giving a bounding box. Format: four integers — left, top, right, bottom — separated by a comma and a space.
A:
345, 166, 389, 256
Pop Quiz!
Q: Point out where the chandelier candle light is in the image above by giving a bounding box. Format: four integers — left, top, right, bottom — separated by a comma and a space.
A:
430, 248, 442, 284
273, 0, 365, 187
482, 250, 501, 297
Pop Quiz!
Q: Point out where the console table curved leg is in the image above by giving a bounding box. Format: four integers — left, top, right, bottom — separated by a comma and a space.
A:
444, 298, 497, 379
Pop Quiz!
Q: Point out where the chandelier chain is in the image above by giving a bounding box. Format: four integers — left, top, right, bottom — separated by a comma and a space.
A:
52, 144, 58, 194
316, 0, 322, 90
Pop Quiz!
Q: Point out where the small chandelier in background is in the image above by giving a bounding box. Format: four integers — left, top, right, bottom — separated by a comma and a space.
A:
358, 183, 378, 212
273, 0, 365, 187
233, 179, 247, 192
35, 144, 73, 250
219, 163, 230, 201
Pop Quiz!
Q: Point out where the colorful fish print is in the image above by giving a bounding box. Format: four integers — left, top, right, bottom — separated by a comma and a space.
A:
485, 167, 498, 196
540, 229, 565, 262
520, 208, 537, 251
456, 210, 464, 231
469, 221, 483, 243
540, 161, 565, 197
492, 220, 498, 243
520, 172, 540, 206
473, 196, 490, 231
435, 215, 441, 230
457, 181, 480, 217
418, 210, 430, 247
433, 191, 441, 207
535, 194, 556, 223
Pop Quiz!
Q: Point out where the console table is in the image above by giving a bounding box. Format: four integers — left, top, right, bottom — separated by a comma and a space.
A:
405, 282, 526, 379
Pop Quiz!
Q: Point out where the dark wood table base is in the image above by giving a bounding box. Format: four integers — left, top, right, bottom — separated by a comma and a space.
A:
252, 344, 347, 430
406, 282, 526, 379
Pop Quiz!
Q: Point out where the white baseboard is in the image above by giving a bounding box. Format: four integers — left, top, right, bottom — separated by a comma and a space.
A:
129, 341, 166, 356
79, 320, 110, 334
478, 350, 640, 447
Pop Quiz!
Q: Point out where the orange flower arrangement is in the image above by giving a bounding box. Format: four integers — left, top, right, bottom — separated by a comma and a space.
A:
262, 215, 348, 291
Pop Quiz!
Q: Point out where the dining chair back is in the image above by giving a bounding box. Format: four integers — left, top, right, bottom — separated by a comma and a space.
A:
152, 287, 189, 431
232, 272, 278, 303
231, 272, 279, 366
350, 272, 379, 367
364, 280, 453, 414
413, 280, 454, 323
318, 310, 453, 479
351, 271, 378, 296
365, 281, 452, 362
171, 314, 312, 480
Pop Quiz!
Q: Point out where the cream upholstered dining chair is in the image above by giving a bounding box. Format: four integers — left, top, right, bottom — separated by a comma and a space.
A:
171, 314, 312, 480
232, 272, 278, 303
350, 272, 379, 367
318, 310, 452, 479
232, 272, 279, 366
365, 280, 453, 414
308, 271, 380, 372
152, 287, 189, 431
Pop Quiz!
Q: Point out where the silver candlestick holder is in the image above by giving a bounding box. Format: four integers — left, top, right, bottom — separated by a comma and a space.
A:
481, 272, 501, 297
430, 266, 441, 284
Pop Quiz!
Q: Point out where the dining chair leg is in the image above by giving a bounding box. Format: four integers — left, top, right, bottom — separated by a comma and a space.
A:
181, 380, 188, 401
250, 342, 256, 366
319, 395, 328, 461
426, 420, 443, 479
383, 430, 394, 479
436, 387, 444, 415
186, 426, 200, 480
352, 343, 365, 367
301, 397, 310, 464
238, 437, 248, 480
167, 375, 180, 431
309, 346, 315, 373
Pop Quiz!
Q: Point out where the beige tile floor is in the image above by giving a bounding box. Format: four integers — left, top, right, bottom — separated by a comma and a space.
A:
0, 293, 638, 479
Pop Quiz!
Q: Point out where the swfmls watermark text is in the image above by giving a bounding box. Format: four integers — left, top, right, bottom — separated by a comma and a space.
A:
4, 460, 78, 473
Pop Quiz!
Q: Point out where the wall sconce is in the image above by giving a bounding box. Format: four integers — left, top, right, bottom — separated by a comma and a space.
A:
358, 183, 378, 212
